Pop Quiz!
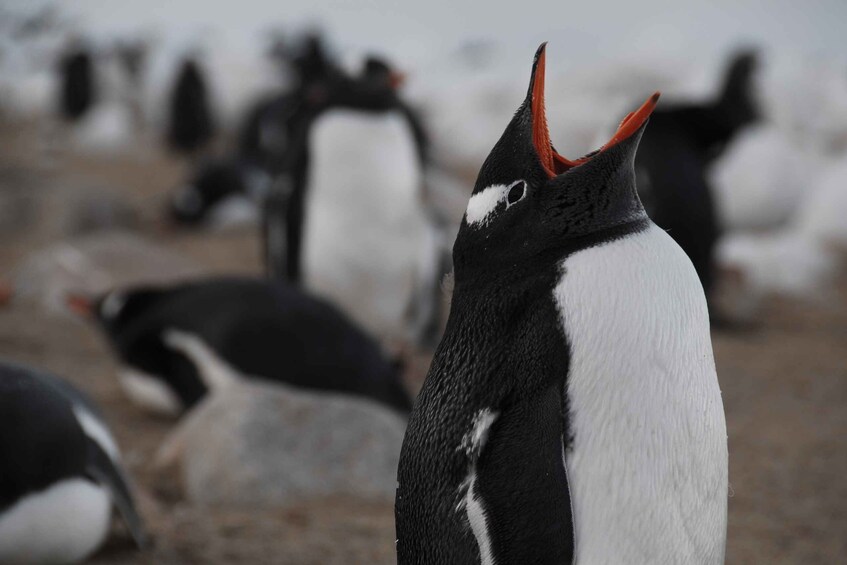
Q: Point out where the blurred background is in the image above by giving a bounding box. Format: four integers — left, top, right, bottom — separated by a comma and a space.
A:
0, 0, 845, 563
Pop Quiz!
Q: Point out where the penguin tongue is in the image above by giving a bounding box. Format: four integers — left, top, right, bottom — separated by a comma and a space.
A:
530, 45, 660, 177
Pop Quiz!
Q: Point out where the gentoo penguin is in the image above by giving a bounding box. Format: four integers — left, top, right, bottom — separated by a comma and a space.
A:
0, 361, 148, 563
636, 50, 759, 304
57, 41, 96, 123
395, 45, 728, 564
289, 56, 440, 343
166, 57, 215, 157
72, 277, 412, 416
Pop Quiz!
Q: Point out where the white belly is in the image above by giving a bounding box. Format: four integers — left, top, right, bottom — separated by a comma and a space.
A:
554, 223, 728, 564
0, 480, 111, 564
303, 110, 427, 339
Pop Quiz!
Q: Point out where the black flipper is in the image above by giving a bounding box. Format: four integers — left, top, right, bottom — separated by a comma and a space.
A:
474, 382, 575, 564
85, 438, 151, 550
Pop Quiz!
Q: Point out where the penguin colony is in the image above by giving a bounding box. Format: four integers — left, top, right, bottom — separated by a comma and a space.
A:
5, 13, 845, 562
396, 45, 728, 564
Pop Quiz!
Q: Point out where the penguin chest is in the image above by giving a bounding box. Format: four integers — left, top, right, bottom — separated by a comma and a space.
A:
554, 223, 728, 564
0, 480, 111, 564
303, 110, 426, 337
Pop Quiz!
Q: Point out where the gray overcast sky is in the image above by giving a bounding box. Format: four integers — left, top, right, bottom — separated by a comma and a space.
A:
61, 0, 847, 67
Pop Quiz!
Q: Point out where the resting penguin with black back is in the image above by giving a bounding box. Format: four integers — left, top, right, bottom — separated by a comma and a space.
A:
69, 277, 412, 416
0, 361, 148, 563
395, 44, 728, 564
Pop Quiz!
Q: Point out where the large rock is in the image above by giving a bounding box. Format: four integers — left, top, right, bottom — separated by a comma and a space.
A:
156, 379, 406, 507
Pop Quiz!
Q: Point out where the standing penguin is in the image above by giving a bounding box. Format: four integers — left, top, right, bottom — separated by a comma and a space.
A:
0, 361, 148, 563
166, 56, 215, 158
636, 50, 759, 305
395, 45, 727, 564
289, 57, 439, 343
57, 41, 96, 123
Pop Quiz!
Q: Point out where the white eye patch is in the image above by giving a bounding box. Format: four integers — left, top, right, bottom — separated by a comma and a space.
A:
100, 291, 126, 319
465, 180, 527, 227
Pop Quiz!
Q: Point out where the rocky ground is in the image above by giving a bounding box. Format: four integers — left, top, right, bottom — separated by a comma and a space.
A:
1, 119, 845, 563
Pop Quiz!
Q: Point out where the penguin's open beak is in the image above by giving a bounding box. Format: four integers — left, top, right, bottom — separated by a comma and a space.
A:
65, 292, 94, 318
528, 43, 661, 178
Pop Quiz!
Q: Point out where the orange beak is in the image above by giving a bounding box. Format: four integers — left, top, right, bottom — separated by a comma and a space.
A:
65, 292, 94, 318
531, 43, 660, 178
389, 70, 406, 90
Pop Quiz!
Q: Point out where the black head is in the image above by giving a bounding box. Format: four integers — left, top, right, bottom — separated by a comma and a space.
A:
362, 55, 406, 90
715, 49, 760, 131
68, 285, 207, 411
452, 44, 658, 285
87, 286, 165, 336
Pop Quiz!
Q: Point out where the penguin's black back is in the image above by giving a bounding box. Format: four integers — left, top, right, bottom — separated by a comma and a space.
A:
396, 262, 578, 563
636, 118, 719, 294
170, 158, 251, 225
0, 363, 92, 512
58, 48, 95, 122
167, 58, 215, 154
100, 278, 411, 413
635, 51, 758, 298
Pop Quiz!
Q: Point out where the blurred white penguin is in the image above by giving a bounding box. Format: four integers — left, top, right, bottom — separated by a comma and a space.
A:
796, 158, 847, 249
285, 56, 443, 345
711, 124, 823, 231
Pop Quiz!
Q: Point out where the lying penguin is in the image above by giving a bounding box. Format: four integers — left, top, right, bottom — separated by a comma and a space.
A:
70, 277, 412, 416
396, 45, 727, 564
636, 50, 759, 304
0, 361, 148, 563
169, 157, 273, 229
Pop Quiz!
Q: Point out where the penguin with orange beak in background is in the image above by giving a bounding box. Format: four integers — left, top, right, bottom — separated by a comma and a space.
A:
395, 45, 727, 564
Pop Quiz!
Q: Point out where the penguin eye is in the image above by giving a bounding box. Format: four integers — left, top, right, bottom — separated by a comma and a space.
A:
506, 181, 527, 207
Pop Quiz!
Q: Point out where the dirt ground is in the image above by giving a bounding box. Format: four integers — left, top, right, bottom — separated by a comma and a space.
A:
1, 119, 845, 563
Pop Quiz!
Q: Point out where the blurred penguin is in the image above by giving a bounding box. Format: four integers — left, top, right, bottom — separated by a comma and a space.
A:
57, 39, 96, 123
70, 277, 413, 416
636, 50, 759, 313
166, 56, 215, 159
0, 361, 148, 563
271, 55, 445, 346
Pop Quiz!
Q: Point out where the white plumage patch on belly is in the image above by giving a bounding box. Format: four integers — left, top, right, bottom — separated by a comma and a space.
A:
303, 110, 426, 339
0, 479, 111, 564
553, 223, 728, 564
